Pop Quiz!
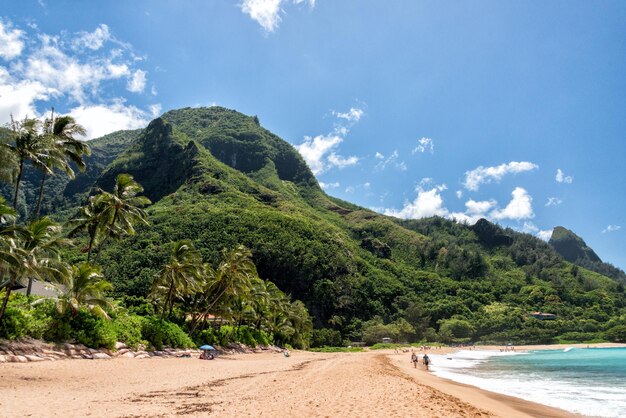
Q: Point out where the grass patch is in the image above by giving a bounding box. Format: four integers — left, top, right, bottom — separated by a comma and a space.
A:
308, 346, 364, 353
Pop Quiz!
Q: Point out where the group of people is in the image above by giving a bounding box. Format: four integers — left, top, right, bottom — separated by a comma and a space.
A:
410, 352, 430, 370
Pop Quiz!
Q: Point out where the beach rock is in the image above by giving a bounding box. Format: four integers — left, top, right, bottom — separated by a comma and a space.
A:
88, 348, 99, 354
92, 353, 111, 360
121, 351, 135, 358
115, 342, 127, 350
24, 355, 46, 362
71, 355, 83, 360
8, 355, 28, 363
135, 354, 150, 359
81, 353, 93, 359
0, 354, 6, 362
116, 348, 130, 356
43, 349, 67, 357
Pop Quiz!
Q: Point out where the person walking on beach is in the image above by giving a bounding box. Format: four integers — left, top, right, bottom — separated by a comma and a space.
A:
411, 352, 418, 368
422, 353, 430, 370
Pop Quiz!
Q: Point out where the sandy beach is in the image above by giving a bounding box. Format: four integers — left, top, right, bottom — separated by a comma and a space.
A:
0, 345, 587, 418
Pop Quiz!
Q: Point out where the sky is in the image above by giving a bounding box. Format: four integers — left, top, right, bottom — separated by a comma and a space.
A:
1, 1, 625, 269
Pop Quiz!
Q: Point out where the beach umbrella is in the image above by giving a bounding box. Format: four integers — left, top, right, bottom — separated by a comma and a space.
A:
199, 344, 215, 351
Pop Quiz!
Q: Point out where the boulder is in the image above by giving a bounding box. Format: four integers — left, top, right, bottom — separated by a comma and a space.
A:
24, 355, 46, 362
121, 351, 135, 358
115, 342, 127, 350
116, 349, 130, 356
0, 354, 6, 362
134, 354, 150, 359
8, 355, 28, 363
92, 353, 111, 360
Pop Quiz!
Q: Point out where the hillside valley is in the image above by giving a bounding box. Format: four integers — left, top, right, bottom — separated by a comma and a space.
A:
3, 106, 626, 345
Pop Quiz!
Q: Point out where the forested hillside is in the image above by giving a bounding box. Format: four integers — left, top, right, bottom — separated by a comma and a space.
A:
3, 107, 626, 346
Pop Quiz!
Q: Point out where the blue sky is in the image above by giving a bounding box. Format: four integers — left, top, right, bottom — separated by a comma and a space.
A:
1, 1, 625, 269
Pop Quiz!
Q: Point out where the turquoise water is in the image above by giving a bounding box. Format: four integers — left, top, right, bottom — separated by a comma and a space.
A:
429, 347, 626, 417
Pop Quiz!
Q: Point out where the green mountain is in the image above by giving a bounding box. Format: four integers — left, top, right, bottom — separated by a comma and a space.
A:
549, 226, 626, 283
4, 106, 626, 344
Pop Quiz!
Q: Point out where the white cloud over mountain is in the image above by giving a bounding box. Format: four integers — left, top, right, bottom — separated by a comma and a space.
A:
295, 107, 362, 174
491, 187, 534, 220
464, 161, 538, 191
0, 19, 158, 139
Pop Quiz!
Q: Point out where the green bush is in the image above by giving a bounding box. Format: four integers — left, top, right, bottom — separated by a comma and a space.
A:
606, 325, 626, 343
112, 314, 145, 349
140, 317, 194, 350
68, 311, 117, 349
311, 328, 342, 348
0, 306, 29, 339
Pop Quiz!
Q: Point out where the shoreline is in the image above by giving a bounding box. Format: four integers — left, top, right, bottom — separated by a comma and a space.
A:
1, 344, 609, 417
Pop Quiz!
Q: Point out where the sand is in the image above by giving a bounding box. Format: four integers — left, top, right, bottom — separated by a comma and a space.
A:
0, 346, 584, 418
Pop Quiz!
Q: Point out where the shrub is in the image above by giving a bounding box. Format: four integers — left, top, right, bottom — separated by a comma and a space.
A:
112, 314, 145, 349
311, 328, 342, 348
0, 306, 29, 339
68, 311, 117, 349
606, 325, 626, 343
140, 317, 194, 350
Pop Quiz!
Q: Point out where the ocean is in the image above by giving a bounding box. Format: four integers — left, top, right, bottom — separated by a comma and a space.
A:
428, 347, 626, 417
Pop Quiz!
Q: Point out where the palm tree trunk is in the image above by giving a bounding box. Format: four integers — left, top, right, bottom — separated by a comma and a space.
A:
0, 277, 16, 321
87, 232, 96, 262
35, 171, 47, 218
12, 159, 24, 210
162, 280, 175, 319
26, 277, 33, 296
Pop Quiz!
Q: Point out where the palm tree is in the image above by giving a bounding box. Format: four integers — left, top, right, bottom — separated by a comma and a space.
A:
2, 117, 51, 210
68, 173, 150, 261
0, 128, 18, 185
190, 245, 257, 333
34, 112, 89, 218
0, 216, 70, 320
151, 240, 203, 318
42, 262, 113, 319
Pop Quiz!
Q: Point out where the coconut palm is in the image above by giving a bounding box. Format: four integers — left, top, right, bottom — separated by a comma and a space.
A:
43, 262, 113, 319
2, 117, 51, 210
151, 240, 203, 318
0, 129, 18, 185
0, 216, 70, 320
68, 173, 150, 261
190, 245, 257, 333
34, 112, 88, 218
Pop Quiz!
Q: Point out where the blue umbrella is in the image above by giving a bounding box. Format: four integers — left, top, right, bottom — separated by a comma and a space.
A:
199, 344, 215, 350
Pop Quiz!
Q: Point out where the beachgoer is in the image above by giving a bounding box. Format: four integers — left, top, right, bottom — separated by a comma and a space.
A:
411, 352, 418, 368
422, 353, 430, 370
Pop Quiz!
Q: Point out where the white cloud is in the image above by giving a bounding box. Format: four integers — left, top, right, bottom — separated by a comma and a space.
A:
456, 190, 463, 199
295, 106, 363, 174
149, 104, 162, 118
295, 134, 342, 174
375, 150, 406, 171
334, 107, 363, 122
72, 24, 111, 51
556, 169, 573, 184
522, 222, 553, 241
127, 69, 147, 93
69, 101, 149, 139
412, 137, 434, 154
491, 187, 534, 220
319, 181, 340, 190
384, 183, 448, 219
327, 152, 358, 169
464, 161, 538, 191
603, 225, 621, 234
537, 229, 553, 241
0, 20, 25, 60
466, 199, 497, 215
546, 197, 562, 207
0, 69, 56, 122
241, 0, 315, 32
0, 18, 154, 137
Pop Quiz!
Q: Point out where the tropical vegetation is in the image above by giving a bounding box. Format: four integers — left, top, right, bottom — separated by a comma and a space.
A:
2, 107, 626, 352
